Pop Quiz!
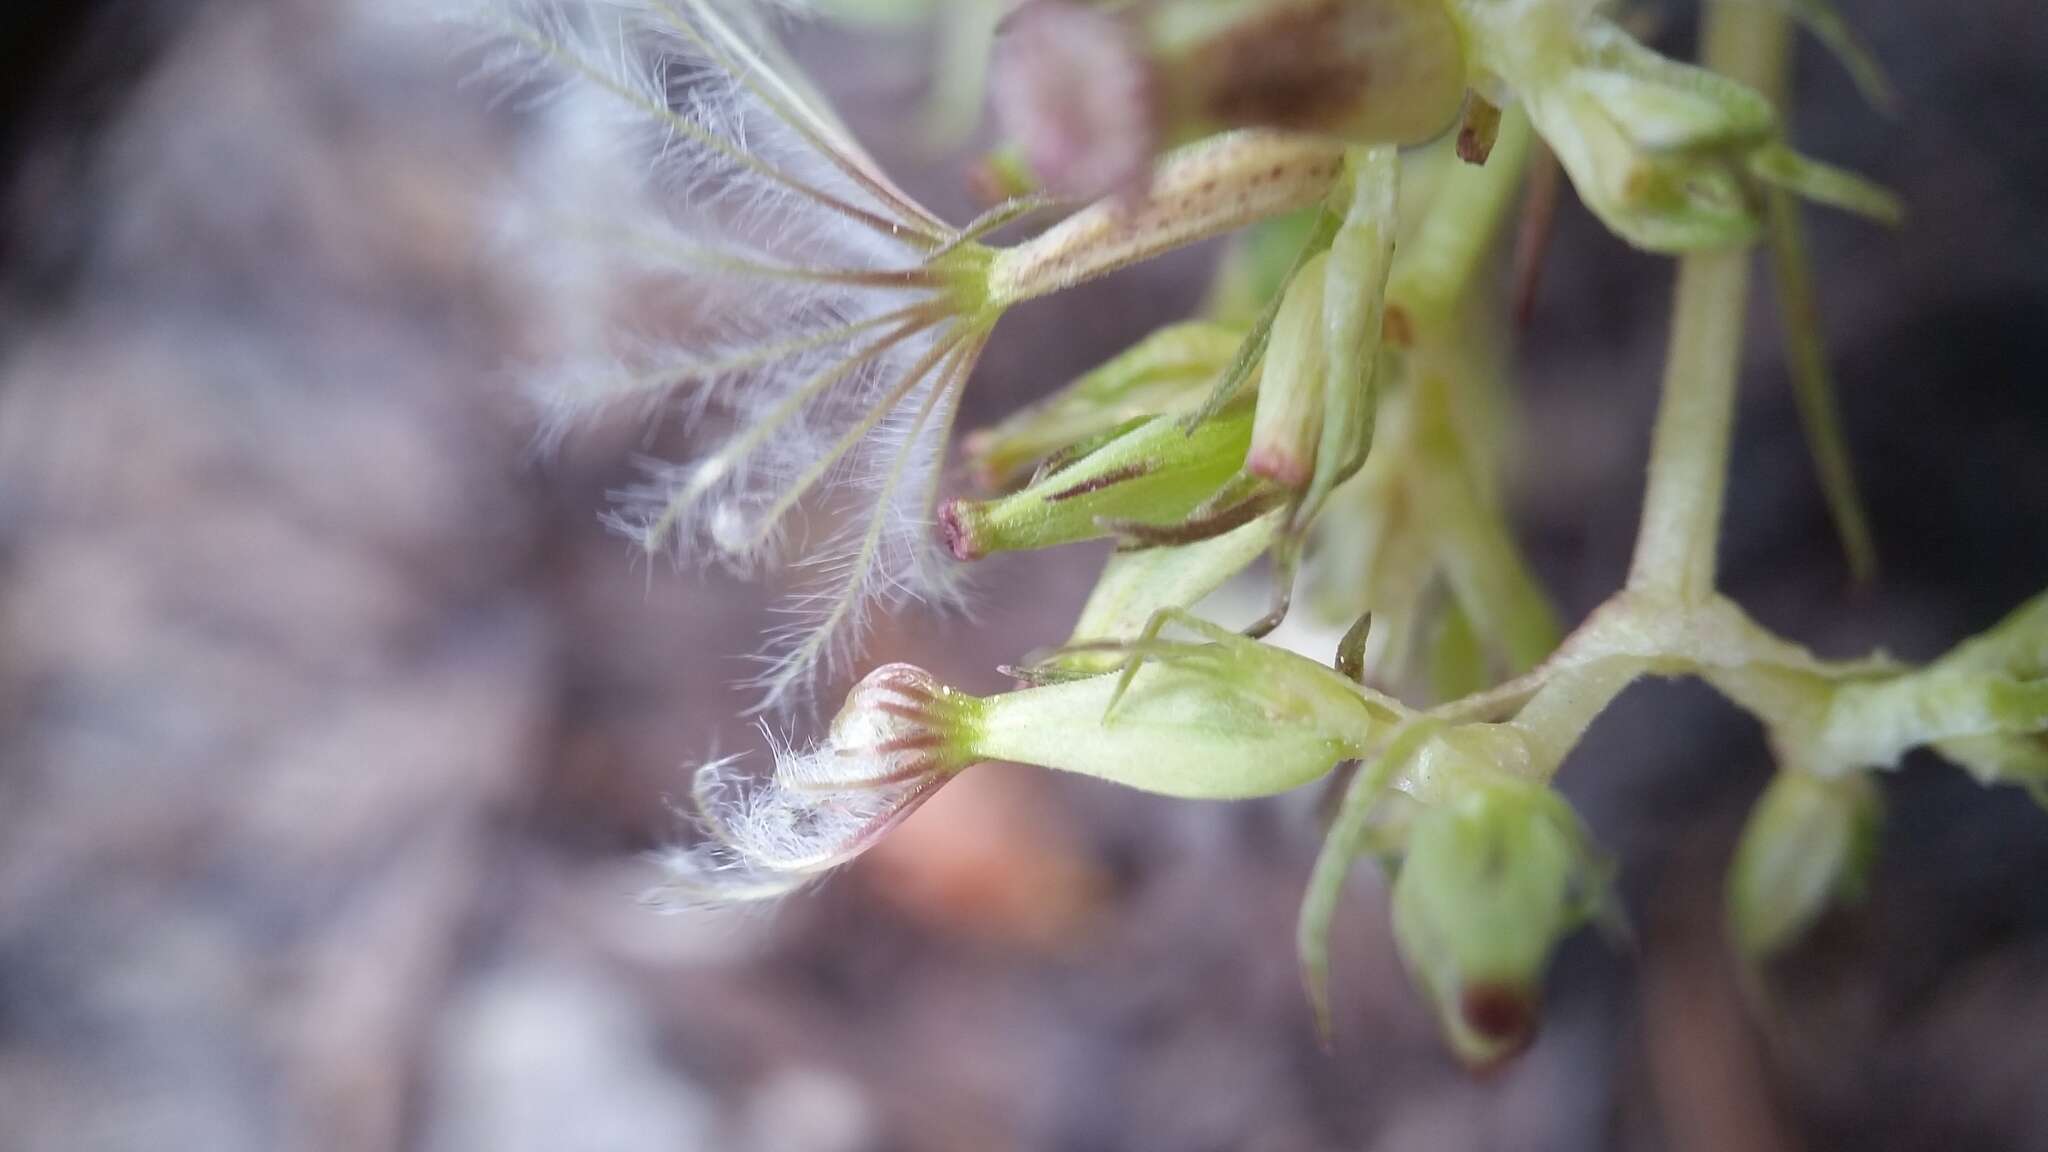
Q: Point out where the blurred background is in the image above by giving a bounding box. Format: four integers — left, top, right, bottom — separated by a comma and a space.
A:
2, 1, 2047, 1149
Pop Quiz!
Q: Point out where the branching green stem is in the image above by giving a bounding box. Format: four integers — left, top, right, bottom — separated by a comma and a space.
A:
1452, 2, 1797, 771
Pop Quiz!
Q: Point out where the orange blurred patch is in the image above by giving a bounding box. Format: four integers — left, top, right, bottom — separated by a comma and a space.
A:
858, 765, 1108, 952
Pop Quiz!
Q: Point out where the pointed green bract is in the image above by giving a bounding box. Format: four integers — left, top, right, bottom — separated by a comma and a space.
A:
1773, 0, 1896, 112
1765, 189, 1877, 581
1299, 719, 1442, 1041
1056, 510, 1282, 676
1300, 146, 1398, 527
1430, 601, 1489, 704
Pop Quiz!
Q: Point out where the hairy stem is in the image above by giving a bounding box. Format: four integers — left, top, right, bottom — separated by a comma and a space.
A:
1626, 2, 1792, 601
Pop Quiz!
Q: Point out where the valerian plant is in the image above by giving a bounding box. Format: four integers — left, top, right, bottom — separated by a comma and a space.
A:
458, 0, 2048, 1067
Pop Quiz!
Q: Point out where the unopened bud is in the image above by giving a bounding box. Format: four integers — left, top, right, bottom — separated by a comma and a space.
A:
1523, 73, 1760, 250
968, 640, 1382, 798
1727, 769, 1880, 960
963, 321, 1243, 489
942, 403, 1255, 560
1482, 17, 1898, 251
1390, 776, 1603, 1068
1247, 253, 1330, 489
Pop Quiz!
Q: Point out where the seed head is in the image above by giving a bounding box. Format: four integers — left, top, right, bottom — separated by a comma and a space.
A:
458, 0, 1018, 711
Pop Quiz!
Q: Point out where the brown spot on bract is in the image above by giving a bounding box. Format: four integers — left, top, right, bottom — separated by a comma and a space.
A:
1383, 306, 1415, 348
1456, 93, 1502, 166
1184, 0, 1375, 133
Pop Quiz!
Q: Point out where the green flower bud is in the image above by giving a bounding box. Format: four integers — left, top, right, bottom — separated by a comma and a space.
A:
1726, 769, 1880, 960
1518, 28, 1771, 251
962, 321, 1244, 489
1459, 14, 1899, 251
941, 402, 1257, 560
1389, 775, 1605, 1068
965, 635, 1387, 798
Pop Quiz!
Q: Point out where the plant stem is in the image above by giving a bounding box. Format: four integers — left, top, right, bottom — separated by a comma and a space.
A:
1516, 658, 1648, 777
1625, 2, 1792, 602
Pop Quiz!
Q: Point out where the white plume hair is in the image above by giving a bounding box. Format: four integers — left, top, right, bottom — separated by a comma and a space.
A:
648, 734, 944, 908
452, 0, 995, 711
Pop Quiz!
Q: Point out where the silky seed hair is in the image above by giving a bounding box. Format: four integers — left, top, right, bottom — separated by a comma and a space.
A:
455, 0, 995, 712
650, 742, 946, 907
652, 663, 962, 907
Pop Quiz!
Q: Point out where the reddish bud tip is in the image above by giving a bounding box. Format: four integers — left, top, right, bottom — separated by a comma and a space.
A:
1245, 446, 1312, 490
939, 499, 982, 561
1458, 983, 1537, 1066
